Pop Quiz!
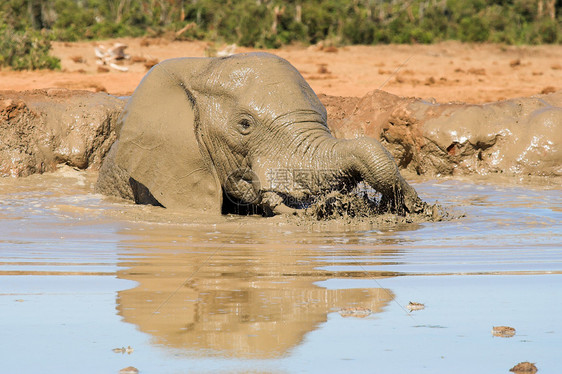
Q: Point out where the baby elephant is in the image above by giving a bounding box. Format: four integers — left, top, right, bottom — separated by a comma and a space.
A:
96, 52, 426, 215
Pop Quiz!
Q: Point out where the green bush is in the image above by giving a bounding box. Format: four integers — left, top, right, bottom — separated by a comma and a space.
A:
458, 15, 490, 42
533, 18, 560, 43
1, 0, 561, 62
0, 25, 60, 70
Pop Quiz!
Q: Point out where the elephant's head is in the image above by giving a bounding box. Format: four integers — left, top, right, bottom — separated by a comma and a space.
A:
114, 52, 425, 215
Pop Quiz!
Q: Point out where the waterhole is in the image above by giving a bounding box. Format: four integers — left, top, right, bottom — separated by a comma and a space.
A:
1, 167, 560, 373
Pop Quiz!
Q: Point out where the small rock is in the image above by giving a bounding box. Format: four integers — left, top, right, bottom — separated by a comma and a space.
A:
113, 346, 134, 354
144, 59, 159, 70
541, 86, 556, 94
424, 76, 436, 85
119, 366, 139, 374
70, 55, 86, 64
492, 325, 516, 338
510, 362, 537, 373
317, 63, 331, 74
407, 302, 425, 311
467, 67, 486, 75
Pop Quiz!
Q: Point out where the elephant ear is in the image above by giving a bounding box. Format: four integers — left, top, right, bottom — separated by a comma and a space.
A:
115, 58, 222, 213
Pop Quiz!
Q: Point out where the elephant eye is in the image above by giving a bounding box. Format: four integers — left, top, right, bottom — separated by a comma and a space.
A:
238, 118, 252, 135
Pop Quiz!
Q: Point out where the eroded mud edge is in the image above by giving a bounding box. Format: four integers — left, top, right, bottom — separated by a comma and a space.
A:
1, 88, 560, 179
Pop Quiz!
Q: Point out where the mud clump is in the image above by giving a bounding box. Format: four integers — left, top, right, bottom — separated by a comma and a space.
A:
510, 362, 538, 374
119, 367, 139, 374
492, 325, 516, 338
0, 89, 124, 177
407, 302, 425, 311
320, 89, 562, 177
302, 189, 447, 224
305, 190, 379, 220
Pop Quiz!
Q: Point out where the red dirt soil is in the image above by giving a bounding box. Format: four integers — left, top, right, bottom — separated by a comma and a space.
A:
0, 38, 560, 103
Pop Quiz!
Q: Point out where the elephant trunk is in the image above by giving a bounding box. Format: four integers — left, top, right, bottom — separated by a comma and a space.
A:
337, 137, 425, 214
250, 130, 426, 215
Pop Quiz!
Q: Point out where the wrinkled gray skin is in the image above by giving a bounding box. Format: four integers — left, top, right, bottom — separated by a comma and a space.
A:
96, 52, 425, 215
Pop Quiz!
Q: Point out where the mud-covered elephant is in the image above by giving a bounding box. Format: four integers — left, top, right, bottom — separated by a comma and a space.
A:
96, 52, 426, 215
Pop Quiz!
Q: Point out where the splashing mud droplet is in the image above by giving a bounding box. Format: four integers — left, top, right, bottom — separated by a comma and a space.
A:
301, 190, 449, 225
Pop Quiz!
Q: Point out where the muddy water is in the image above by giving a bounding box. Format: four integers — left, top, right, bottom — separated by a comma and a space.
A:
1, 167, 561, 373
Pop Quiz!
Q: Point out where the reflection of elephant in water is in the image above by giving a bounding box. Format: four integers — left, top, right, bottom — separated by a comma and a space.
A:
118, 270, 391, 358
97, 52, 425, 215
116, 226, 395, 358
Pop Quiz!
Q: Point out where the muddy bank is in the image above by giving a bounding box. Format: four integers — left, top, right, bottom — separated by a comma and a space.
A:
322, 89, 562, 177
1, 88, 560, 178
0, 89, 124, 177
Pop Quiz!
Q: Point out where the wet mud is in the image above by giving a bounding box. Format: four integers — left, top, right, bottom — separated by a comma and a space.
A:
322, 89, 562, 177
300, 188, 447, 224
1, 88, 560, 181
0, 89, 124, 177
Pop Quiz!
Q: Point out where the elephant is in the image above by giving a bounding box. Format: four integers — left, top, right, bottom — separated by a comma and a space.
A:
96, 52, 427, 216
